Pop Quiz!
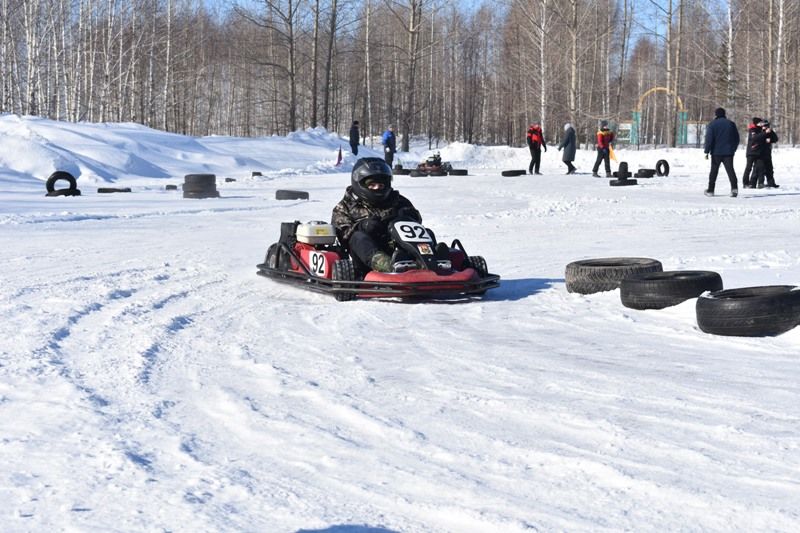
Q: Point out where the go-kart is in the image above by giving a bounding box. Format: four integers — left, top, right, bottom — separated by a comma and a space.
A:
398, 152, 467, 177
257, 219, 499, 301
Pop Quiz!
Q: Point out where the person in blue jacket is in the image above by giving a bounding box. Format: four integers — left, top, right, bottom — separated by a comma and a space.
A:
703, 107, 740, 197
381, 125, 397, 167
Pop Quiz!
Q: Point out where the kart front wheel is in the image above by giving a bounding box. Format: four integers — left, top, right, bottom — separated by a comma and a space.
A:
332, 259, 356, 302
265, 243, 280, 269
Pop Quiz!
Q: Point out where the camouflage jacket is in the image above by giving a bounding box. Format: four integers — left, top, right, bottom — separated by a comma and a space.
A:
331, 186, 421, 245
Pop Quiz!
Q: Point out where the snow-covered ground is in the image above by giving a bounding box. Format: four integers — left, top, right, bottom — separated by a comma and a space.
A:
1, 114, 799, 532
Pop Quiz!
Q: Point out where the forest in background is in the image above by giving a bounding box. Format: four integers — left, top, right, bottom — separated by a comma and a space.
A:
1, 0, 797, 149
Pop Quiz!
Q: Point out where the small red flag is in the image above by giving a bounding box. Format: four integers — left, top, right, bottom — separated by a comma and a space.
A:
336, 146, 343, 166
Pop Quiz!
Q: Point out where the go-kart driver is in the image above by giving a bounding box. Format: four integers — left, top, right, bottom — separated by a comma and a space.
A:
332, 157, 422, 273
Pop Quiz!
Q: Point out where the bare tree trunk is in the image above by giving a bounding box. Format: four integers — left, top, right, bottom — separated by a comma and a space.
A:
162, 0, 172, 130
400, 0, 423, 153
365, 0, 373, 148
322, 0, 338, 129
311, 0, 319, 126
772, 0, 784, 120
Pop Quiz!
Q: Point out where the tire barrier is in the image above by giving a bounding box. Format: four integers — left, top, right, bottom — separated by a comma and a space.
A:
183, 173, 219, 199
621, 270, 723, 310
275, 189, 309, 200
97, 187, 132, 193
635, 169, 657, 178
165, 184, 178, 190
252, 171, 263, 177
428, 171, 447, 177
655, 160, 670, 176
565, 257, 663, 295
501, 170, 526, 177
696, 285, 800, 337
225, 177, 236, 183
45, 171, 81, 197
616, 162, 633, 179
449, 169, 469, 176
610, 162, 637, 186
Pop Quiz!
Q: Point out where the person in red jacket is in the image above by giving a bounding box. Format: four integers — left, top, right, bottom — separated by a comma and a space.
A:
526, 122, 547, 175
591, 120, 615, 177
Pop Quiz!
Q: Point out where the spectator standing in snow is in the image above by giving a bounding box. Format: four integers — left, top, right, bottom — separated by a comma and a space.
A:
591, 120, 614, 177
349, 120, 360, 155
703, 107, 740, 197
748, 119, 779, 188
741, 117, 762, 188
381, 125, 397, 167
557, 122, 577, 174
526, 122, 547, 175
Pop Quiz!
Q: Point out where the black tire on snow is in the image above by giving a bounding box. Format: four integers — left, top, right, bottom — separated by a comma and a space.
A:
609, 178, 638, 186
332, 259, 357, 302
165, 184, 178, 190
182, 182, 216, 193
617, 162, 632, 179
696, 285, 800, 337
45, 171, 77, 193
449, 169, 468, 176
501, 170, 526, 177
97, 187, 132, 193
183, 190, 220, 199
184, 173, 216, 186
636, 169, 657, 178
45, 188, 82, 197
621, 270, 723, 310
275, 189, 309, 200
655, 160, 670, 176
225, 178, 236, 182
565, 257, 663, 294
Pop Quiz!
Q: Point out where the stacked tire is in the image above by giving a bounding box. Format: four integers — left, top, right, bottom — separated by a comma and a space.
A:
45, 171, 81, 197
183, 173, 219, 199
609, 162, 637, 187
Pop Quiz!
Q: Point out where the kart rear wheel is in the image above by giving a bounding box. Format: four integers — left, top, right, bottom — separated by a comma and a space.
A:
468, 256, 488, 277
332, 259, 356, 302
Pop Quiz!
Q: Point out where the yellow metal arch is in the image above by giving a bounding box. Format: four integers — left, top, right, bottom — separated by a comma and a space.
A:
635, 86, 686, 113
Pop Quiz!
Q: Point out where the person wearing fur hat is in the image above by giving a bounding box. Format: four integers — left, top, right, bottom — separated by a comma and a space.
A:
557, 122, 577, 174
703, 107, 740, 197
591, 120, 614, 177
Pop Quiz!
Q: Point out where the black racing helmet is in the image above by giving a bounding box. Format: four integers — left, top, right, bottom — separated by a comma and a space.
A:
351, 157, 393, 205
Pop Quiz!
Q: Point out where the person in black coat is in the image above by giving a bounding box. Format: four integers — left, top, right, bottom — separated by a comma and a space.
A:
349, 120, 360, 155
703, 107, 740, 197
741, 117, 762, 188
749, 120, 779, 188
557, 123, 577, 174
